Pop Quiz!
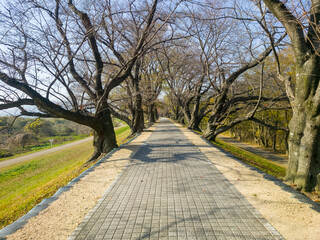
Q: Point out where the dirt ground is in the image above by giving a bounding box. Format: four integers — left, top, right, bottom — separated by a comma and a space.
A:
6, 121, 320, 240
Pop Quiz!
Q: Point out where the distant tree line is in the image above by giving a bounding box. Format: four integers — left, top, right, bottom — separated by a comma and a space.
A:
0, 117, 91, 157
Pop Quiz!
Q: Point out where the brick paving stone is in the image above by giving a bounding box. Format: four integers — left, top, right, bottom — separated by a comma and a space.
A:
69, 118, 283, 240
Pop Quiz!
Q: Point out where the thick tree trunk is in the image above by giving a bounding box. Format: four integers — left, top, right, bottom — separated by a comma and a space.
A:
130, 59, 144, 134
155, 107, 159, 120
173, 105, 180, 120
131, 93, 144, 133
203, 122, 218, 141
187, 97, 202, 131
287, 113, 320, 191
203, 128, 217, 142
188, 116, 202, 132
89, 109, 118, 161
148, 103, 156, 124
286, 58, 320, 192
203, 102, 223, 141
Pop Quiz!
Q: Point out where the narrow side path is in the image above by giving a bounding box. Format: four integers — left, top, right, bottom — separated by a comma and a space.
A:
0, 136, 93, 168
217, 136, 288, 167
69, 118, 282, 240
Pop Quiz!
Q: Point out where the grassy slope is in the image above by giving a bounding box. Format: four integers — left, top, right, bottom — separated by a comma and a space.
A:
0, 126, 131, 229
189, 126, 286, 179
213, 138, 286, 179
0, 134, 90, 163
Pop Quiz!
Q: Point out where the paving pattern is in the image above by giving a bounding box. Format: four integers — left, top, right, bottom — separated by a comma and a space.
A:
69, 119, 283, 240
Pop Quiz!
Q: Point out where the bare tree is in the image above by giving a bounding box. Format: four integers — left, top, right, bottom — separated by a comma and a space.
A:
262, 0, 320, 192
197, 1, 287, 141
106, 0, 183, 133
140, 54, 163, 124
0, 0, 163, 160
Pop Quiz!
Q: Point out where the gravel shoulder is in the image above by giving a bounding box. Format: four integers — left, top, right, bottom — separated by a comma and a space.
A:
176, 123, 320, 240
5, 121, 320, 240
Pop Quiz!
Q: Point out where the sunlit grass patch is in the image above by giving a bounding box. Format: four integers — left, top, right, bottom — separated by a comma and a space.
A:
0, 134, 90, 163
212, 138, 286, 179
0, 126, 131, 229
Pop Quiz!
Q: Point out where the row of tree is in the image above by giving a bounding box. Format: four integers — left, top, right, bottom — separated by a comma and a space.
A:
1, 0, 320, 192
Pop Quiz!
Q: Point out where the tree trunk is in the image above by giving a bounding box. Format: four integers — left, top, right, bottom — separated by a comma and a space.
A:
272, 130, 277, 151
187, 97, 202, 131
262, 0, 320, 193
203, 116, 219, 141
148, 103, 156, 124
131, 93, 144, 133
287, 112, 320, 191
188, 116, 202, 132
203, 129, 217, 142
89, 109, 118, 161
285, 131, 289, 155
286, 58, 320, 192
130, 59, 144, 134
155, 107, 159, 120
180, 116, 185, 125
173, 105, 180, 120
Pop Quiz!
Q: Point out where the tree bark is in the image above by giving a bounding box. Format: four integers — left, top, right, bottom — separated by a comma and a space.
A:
89, 108, 118, 161
148, 103, 156, 124
285, 58, 320, 191
188, 117, 202, 132
132, 93, 145, 133
262, 0, 320, 192
187, 96, 203, 131
155, 107, 159, 120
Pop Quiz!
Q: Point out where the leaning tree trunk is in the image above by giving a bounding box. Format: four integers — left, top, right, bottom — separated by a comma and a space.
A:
203, 102, 225, 141
203, 124, 219, 142
286, 56, 320, 192
89, 108, 118, 161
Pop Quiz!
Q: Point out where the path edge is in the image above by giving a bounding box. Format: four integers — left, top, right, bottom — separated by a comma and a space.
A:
0, 126, 151, 240
67, 123, 157, 240
172, 120, 320, 208
170, 120, 284, 239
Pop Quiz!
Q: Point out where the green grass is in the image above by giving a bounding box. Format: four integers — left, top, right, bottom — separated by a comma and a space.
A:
212, 138, 286, 179
115, 125, 131, 144
0, 126, 131, 229
173, 119, 286, 179
0, 134, 90, 162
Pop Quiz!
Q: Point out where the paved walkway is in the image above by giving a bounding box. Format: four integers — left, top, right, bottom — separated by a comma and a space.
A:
69, 119, 282, 240
217, 136, 288, 167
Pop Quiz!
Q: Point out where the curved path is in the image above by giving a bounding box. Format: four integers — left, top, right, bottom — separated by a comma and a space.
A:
0, 136, 93, 168
69, 119, 282, 240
